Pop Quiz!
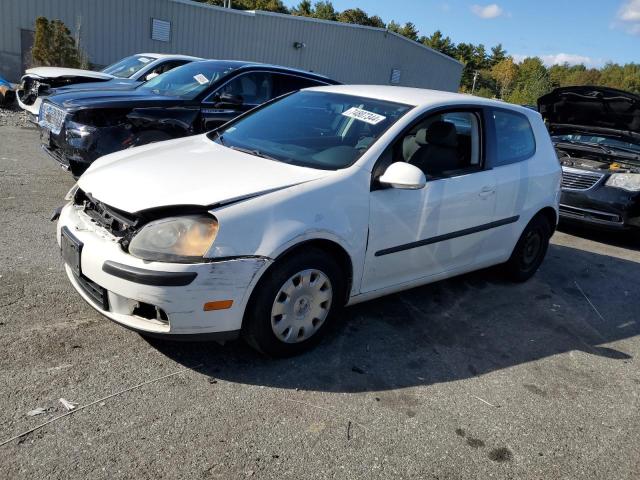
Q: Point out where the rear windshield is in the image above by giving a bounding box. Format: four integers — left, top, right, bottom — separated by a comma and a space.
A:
138, 62, 237, 100
208, 91, 412, 170
102, 55, 156, 78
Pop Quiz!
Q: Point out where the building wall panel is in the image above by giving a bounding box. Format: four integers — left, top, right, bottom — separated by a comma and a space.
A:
0, 0, 463, 92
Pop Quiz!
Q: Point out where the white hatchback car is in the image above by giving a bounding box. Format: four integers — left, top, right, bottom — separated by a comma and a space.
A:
56, 85, 561, 356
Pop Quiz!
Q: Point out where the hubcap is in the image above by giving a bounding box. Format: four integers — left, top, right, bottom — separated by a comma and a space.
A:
270, 269, 333, 344
522, 231, 542, 266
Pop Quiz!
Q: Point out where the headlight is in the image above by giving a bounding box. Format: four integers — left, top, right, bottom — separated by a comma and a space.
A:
128, 215, 219, 263
65, 183, 78, 201
605, 173, 640, 192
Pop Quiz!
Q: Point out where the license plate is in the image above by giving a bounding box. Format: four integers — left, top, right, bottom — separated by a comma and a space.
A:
61, 227, 83, 277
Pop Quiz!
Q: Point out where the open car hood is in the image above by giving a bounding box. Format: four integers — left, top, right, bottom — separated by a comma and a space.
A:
538, 86, 640, 139
77, 134, 332, 213
23, 67, 114, 82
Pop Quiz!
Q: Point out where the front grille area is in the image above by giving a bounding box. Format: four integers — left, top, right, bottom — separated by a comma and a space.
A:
72, 272, 109, 310
561, 167, 603, 190
74, 189, 139, 237
39, 102, 67, 135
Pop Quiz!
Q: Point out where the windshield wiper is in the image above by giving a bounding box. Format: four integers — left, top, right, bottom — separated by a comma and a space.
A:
228, 145, 279, 161
555, 140, 640, 161
603, 144, 640, 158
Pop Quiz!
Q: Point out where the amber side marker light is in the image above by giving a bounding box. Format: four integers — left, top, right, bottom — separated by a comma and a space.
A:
203, 300, 234, 311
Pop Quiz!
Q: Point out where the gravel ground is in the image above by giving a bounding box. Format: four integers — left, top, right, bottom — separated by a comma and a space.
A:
0, 106, 32, 128
0, 125, 639, 479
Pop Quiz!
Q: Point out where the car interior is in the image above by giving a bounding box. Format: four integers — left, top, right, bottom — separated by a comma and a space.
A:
219, 73, 274, 105
395, 111, 482, 178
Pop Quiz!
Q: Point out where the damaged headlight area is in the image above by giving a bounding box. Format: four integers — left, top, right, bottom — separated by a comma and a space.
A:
65, 183, 79, 201
605, 173, 640, 192
128, 215, 219, 263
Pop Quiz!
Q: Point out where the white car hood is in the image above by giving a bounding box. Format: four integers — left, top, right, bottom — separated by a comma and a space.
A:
78, 135, 332, 213
23, 67, 113, 81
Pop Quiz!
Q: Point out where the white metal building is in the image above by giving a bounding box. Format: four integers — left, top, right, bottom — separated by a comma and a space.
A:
0, 0, 463, 90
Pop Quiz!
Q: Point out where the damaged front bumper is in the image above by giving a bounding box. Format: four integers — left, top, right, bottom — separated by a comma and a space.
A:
57, 203, 273, 337
560, 185, 640, 230
42, 119, 132, 176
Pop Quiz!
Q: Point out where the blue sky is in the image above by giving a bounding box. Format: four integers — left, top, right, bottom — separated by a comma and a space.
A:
283, 1, 640, 67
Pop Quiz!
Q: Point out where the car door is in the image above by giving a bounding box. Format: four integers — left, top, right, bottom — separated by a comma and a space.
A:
360, 109, 498, 293
200, 71, 274, 131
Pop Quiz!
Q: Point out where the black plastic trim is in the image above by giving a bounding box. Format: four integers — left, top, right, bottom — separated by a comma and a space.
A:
375, 215, 520, 257
102, 261, 197, 286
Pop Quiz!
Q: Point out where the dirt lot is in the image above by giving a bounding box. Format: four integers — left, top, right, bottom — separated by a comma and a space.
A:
1, 122, 639, 479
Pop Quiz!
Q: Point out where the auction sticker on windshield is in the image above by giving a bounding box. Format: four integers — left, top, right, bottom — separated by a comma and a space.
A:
341, 107, 386, 125
194, 74, 209, 85
138, 57, 152, 63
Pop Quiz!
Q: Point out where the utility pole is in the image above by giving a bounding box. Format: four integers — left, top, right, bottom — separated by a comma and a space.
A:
471, 70, 479, 94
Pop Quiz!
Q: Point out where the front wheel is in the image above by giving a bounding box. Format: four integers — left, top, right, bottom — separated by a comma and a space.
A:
242, 248, 345, 357
504, 215, 551, 282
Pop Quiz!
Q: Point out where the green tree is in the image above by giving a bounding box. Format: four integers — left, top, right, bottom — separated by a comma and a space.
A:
420, 30, 456, 57
31, 17, 83, 68
290, 1, 337, 20
489, 44, 507, 67
291, 0, 312, 16
313, 1, 338, 20
506, 57, 551, 105
203, 0, 289, 13
491, 58, 519, 98
388, 21, 419, 41
338, 8, 385, 28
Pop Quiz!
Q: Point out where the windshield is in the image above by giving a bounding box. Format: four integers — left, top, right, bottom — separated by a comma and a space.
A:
138, 62, 235, 100
553, 133, 640, 154
101, 55, 156, 78
208, 91, 412, 170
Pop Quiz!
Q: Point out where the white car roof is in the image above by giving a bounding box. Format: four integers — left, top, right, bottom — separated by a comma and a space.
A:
305, 84, 534, 114
136, 53, 204, 61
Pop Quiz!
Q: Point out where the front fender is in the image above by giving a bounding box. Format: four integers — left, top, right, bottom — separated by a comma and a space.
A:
208, 167, 371, 296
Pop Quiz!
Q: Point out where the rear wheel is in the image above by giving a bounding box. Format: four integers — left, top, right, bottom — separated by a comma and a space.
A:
243, 248, 345, 357
505, 215, 551, 282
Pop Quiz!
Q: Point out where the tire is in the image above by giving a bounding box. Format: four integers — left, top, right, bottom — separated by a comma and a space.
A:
242, 248, 346, 357
504, 215, 551, 282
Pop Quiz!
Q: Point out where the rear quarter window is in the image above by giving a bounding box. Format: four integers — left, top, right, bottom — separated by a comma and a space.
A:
492, 109, 536, 166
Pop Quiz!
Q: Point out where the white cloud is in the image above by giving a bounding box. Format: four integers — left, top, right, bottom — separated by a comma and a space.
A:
616, 0, 640, 34
512, 53, 605, 68
471, 4, 504, 19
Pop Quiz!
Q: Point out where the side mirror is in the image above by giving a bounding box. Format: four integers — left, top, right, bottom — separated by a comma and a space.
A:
378, 162, 426, 190
217, 92, 243, 106
145, 72, 159, 81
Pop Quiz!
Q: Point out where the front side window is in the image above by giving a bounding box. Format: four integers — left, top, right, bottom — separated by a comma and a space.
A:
138, 62, 237, 100
102, 55, 157, 78
216, 72, 274, 106
208, 91, 412, 170
391, 110, 482, 178
493, 109, 536, 165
